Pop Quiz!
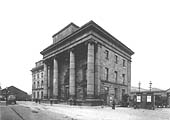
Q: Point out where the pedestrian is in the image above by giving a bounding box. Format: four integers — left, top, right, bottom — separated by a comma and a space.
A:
50, 99, 53, 106
101, 99, 104, 108
39, 99, 41, 104
70, 98, 73, 105
112, 99, 115, 109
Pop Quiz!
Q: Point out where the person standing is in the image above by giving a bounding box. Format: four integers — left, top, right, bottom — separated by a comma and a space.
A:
112, 99, 116, 109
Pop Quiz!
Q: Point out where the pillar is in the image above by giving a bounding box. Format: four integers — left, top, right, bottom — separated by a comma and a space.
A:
87, 41, 95, 98
69, 50, 75, 98
95, 43, 102, 96
48, 66, 50, 99
43, 63, 48, 99
53, 57, 58, 99
127, 60, 131, 94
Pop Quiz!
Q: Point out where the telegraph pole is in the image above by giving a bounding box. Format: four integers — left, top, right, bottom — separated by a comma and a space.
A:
149, 81, 152, 92
138, 81, 141, 92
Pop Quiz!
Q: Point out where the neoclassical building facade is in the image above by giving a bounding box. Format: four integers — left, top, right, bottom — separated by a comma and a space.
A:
32, 21, 134, 105
31, 60, 44, 100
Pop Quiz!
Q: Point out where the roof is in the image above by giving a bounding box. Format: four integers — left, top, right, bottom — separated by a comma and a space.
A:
131, 86, 165, 93
2, 86, 28, 95
166, 88, 170, 93
52, 22, 79, 38
131, 86, 147, 92
41, 20, 134, 56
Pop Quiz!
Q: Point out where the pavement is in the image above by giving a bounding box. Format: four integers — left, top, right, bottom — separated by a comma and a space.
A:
18, 101, 170, 120
0, 101, 74, 120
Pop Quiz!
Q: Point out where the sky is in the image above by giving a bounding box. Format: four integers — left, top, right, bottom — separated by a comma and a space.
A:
0, 0, 170, 94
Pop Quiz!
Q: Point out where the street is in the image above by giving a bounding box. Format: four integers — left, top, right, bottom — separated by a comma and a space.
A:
0, 101, 73, 120
1, 101, 170, 120
19, 101, 170, 120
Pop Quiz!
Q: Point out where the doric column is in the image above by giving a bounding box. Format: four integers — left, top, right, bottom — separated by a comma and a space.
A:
47, 66, 50, 99
127, 60, 131, 94
69, 50, 75, 98
95, 43, 102, 96
43, 63, 48, 99
53, 57, 58, 98
87, 41, 95, 98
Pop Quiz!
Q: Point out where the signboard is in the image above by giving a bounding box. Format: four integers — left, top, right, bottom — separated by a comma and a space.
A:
147, 95, 151, 102
137, 96, 141, 102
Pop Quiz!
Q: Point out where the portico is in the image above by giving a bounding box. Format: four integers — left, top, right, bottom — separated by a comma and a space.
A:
39, 21, 134, 105
42, 41, 100, 105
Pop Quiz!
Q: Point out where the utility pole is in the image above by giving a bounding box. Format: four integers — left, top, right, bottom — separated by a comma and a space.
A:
149, 81, 152, 92
138, 81, 141, 92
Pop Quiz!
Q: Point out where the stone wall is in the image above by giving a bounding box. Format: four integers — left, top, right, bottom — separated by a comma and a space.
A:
99, 44, 129, 103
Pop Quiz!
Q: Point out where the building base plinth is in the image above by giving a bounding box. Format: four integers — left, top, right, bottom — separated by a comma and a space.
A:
83, 98, 103, 106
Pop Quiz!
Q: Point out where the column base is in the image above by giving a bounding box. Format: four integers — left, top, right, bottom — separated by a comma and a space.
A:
85, 98, 103, 106
86, 94, 95, 99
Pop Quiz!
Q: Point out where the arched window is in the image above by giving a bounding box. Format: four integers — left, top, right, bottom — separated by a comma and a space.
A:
41, 81, 43, 88
37, 81, 39, 88
41, 91, 43, 99
34, 82, 36, 89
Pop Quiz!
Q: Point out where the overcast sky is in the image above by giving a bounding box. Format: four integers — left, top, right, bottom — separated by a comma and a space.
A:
0, 0, 170, 93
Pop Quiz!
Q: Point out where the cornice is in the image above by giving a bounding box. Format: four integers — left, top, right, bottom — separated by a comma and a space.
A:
31, 65, 43, 72
41, 20, 134, 57
101, 80, 128, 87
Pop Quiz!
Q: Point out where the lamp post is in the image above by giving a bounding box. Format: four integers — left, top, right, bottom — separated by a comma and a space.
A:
138, 81, 141, 92
5, 87, 9, 105
149, 81, 152, 92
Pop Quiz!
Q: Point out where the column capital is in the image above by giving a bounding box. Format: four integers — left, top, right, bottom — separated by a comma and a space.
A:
52, 56, 59, 60
86, 39, 97, 45
69, 47, 75, 52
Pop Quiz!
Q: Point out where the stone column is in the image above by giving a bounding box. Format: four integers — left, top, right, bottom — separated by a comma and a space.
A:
95, 43, 102, 96
127, 60, 131, 94
87, 41, 95, 98
43, 63, 48, 99
48, 66, 50, 99
53, 57, 58, 98
69, 50, 75, 98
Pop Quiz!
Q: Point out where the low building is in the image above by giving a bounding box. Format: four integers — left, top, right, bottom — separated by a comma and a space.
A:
166, 88, 170, 107
1, 86, 31, 101
131, 87, 170, 108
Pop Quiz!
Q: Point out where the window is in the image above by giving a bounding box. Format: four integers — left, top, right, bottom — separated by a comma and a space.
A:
33, 74, 36, 80
122, 74, 125, 84
122, 89, 125, 99
41, 72, 43, 78
122, 89, 125, 95
33, 92, 35, 99
115, 88, 118, 99
104, 50, 109, 60
114, 71, 118, 83
123, 59, 126, 67
41, 91, 43, 99
34, 82, 36, 89
115, 55, 118, 64
37, 91, 39, 99
104, 67, 109, 81
37, 73, 39, 79
41, 81, 43, 88
37, 81, 39, 88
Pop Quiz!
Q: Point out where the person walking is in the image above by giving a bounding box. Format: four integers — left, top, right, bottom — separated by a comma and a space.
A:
112, 99, 116, 109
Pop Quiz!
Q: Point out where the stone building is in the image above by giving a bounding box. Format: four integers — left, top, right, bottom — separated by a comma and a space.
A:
33, 21, 134, 105
31, 60, 44, 100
